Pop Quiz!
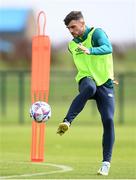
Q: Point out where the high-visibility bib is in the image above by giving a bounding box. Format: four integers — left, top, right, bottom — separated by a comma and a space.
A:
69, 28, 114, 86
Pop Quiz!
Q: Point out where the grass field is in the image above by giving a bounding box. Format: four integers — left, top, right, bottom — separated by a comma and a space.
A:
0, 123, 136, 179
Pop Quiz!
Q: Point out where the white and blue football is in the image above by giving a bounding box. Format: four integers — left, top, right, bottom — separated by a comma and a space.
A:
30, 101, 51, 123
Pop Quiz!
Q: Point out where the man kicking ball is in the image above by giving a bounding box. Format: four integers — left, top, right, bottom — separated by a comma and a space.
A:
57, 11, 115, 176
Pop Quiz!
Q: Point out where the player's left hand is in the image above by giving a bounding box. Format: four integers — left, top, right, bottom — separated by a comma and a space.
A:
77, 43, 90, 54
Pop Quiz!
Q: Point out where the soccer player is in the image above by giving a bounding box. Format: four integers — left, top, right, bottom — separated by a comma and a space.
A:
57, 11, 115, 176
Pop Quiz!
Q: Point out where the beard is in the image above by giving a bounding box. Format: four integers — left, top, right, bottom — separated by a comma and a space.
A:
72, 33, 78, 38
72, 29, 84, 38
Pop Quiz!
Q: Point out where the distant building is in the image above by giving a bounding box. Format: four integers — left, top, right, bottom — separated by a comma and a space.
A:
0, 8, 36, 62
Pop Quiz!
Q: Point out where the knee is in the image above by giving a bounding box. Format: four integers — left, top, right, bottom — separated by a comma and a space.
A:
103, 117, 114, 129
85, 85, 96, 97
103, 117, 115, 141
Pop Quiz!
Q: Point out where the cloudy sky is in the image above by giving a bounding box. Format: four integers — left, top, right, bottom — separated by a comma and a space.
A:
1, 0, 136, 44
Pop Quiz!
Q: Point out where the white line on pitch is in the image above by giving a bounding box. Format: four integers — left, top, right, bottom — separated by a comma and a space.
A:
0, 161, 73, 179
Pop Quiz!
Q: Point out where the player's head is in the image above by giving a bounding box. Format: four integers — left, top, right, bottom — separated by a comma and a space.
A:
64, 11, 86, 38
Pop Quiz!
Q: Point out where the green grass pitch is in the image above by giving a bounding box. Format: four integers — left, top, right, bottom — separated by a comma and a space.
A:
0, 124, 136, 179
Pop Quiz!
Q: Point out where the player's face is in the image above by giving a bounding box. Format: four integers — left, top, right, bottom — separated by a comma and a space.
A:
67, 19, 85, 38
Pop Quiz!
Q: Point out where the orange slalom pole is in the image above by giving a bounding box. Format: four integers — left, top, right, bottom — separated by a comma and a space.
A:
31, 11, 51, 162
31, 121, 37, 161
38, 123, 45, 160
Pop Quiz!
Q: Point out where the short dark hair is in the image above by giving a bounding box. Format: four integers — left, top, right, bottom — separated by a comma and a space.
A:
64, 11, 83, 26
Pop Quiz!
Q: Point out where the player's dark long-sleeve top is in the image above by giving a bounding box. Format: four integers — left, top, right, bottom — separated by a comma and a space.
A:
73, 26, 113, 55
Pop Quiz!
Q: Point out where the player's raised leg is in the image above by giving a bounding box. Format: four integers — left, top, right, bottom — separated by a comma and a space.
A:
57, 77, 96, 135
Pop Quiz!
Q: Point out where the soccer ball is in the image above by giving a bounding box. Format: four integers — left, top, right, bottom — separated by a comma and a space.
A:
30, 101, 51, 123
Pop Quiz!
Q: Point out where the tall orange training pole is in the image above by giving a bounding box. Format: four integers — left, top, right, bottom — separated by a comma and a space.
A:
31, 11, 51, 162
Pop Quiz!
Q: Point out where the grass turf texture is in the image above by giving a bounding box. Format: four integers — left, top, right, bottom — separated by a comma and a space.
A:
0, 124, 136, 179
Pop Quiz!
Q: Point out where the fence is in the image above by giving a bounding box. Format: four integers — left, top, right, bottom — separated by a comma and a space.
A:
0, 70, 136, 124
0, 70, 28, 124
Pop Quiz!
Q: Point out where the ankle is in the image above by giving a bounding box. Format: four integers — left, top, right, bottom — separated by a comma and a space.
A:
63, 119, 71, 126
102, 161, 110, 167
